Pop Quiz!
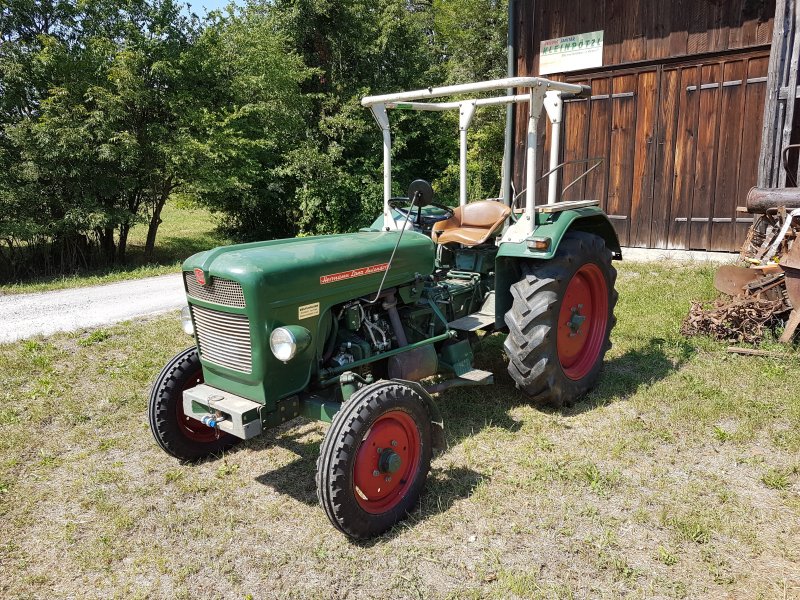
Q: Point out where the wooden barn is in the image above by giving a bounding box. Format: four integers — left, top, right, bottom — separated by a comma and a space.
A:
510, 0, 800, 252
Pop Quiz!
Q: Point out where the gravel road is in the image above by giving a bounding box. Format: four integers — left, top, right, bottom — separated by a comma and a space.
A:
0, 273, 185, 344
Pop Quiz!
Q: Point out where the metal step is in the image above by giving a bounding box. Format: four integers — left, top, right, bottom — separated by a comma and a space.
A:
457, 369, 493, 384
448, 291, 496, 331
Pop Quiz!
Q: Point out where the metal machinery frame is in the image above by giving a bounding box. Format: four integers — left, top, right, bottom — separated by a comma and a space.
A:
361, 77, 587, 239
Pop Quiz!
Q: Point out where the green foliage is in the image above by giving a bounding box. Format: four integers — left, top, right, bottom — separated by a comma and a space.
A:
0, 0, 206, 277
0, 0, 509, 278
182, 6, 311, 240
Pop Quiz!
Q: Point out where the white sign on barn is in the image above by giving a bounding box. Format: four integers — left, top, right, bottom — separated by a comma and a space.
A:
539, 30, 604, 75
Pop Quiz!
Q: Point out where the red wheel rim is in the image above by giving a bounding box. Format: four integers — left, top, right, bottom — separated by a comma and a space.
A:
557, 263, 608, 381
353, 410, 421, 514
176, 368, 219, 443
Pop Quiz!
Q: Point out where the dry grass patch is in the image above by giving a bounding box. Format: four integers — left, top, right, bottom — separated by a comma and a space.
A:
1, 261, 799, 599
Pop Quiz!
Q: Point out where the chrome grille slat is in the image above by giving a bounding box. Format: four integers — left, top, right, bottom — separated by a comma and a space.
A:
184, 272, 246, 308
190, 305, 252, 373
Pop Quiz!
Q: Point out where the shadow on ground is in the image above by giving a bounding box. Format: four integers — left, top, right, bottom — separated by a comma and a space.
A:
570, 336, 696, 414
234, 333, 694, 541
252, 428, 486, 544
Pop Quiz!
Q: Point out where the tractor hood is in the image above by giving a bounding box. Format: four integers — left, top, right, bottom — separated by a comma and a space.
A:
181, 230, 435, 406
183, 231, 435, 308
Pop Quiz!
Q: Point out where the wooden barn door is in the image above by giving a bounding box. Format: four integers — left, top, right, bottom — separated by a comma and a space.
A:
664, 54, 769, 250
560, 51, 769, 251
562, 68, 661, 248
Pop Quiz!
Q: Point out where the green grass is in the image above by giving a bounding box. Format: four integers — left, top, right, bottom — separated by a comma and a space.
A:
1, 261, 798, 598
0, 202, 226, 295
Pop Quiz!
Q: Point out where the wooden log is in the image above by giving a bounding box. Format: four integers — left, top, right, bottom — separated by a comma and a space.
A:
745, 186, 800, 212
726, 346, 792, 357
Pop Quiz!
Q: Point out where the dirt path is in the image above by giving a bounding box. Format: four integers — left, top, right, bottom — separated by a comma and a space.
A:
0, 274, 185, 343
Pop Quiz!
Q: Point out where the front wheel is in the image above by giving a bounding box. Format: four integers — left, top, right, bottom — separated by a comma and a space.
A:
316, 381, 433, 539
504, 232, 618, 407
148, 347, 240, 461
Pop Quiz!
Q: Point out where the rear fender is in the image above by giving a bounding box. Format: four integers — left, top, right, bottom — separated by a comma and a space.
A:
494, 209, 621, 327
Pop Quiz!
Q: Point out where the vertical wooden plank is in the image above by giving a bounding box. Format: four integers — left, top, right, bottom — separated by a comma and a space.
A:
629, 70, 659, 247
730, 0, 755, 48
778, 5, 800, 187
687, 1, 711, 54
669, 0, 690, 57
651, 68, 680, 248
562, 97, 591, 201
737, 55, 770, 247
511, 0, 531, 198
668, 66, 700, 249
607, 74, 638, 245
645, 2, 672, 61
585, 77, 612, 209
530, 0, 546, 77
710, 0, 731, 52
620, 0, 645, 63
604, 0, 623, 66
756, 8, 777, 44
758, 0, 789, 187
710, 60, 747, 251
690, 63, 722, 250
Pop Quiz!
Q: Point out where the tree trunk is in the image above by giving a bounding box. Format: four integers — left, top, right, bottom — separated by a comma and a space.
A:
144, 183, 171, 262
117, 223, 130, 264
100, 226, 116, 265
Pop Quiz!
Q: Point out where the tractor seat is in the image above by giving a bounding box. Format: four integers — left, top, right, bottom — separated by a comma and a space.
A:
431, 200, 512, 246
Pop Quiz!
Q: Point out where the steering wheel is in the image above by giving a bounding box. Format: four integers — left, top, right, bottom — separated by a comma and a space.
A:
387, 180, 454, 229
388, 198, 454, 222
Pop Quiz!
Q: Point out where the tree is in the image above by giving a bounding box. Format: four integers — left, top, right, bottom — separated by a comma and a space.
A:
0, 0, 206, 276
266, 0, 457, 234
0, 0, 510, 281
181, 5, 312, 241
432, 0, 508, 202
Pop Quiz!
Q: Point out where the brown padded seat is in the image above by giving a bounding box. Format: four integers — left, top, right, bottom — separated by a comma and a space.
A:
431, 200, 512, 246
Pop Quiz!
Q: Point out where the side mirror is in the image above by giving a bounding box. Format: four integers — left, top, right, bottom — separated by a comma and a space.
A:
407, 179, 434, 206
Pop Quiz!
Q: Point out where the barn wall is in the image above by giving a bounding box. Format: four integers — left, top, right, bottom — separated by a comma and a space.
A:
512, 0, 776, 251
517, 0, 775, 76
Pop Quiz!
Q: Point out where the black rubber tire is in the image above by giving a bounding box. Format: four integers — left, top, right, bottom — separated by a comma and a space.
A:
148, 347, 239, 462
316, 381, 433, 540
504, 232, 618, 408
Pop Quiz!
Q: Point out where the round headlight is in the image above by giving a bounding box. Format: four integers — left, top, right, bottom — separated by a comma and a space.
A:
180, 306, 194, 336
270, 327, 297, 362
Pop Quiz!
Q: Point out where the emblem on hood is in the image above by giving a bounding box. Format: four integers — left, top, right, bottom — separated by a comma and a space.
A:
320, 263, 389, 285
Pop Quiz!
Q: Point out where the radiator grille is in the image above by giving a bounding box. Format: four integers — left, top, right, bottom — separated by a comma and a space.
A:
191, 305, 252, 373
184, 272, 246, 308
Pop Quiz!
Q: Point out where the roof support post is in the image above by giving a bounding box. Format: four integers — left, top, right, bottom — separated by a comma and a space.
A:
501, 0, 517, 206
371, 103, 397, 230
524, 84, 547, 231
543, 91, 563, 204
459, 101, 477, 207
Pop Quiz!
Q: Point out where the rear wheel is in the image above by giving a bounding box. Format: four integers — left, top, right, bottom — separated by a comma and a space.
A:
148, 347, 240, 461
316, 381, 433, 539
504, 232, 617, 407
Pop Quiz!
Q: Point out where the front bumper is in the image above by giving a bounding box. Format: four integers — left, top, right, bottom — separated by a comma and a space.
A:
183, 384, 263, 440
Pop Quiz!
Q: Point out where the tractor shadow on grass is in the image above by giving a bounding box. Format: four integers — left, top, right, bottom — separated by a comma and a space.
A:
253, 429, 487, 543
568, 336, 696, 414
252, 432, 487, 524
251, 335, 691, 541
469, 332, 695, 417
252, 432, 321, 505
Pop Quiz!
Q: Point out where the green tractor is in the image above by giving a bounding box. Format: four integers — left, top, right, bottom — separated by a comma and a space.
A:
148, 77, 621, 539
